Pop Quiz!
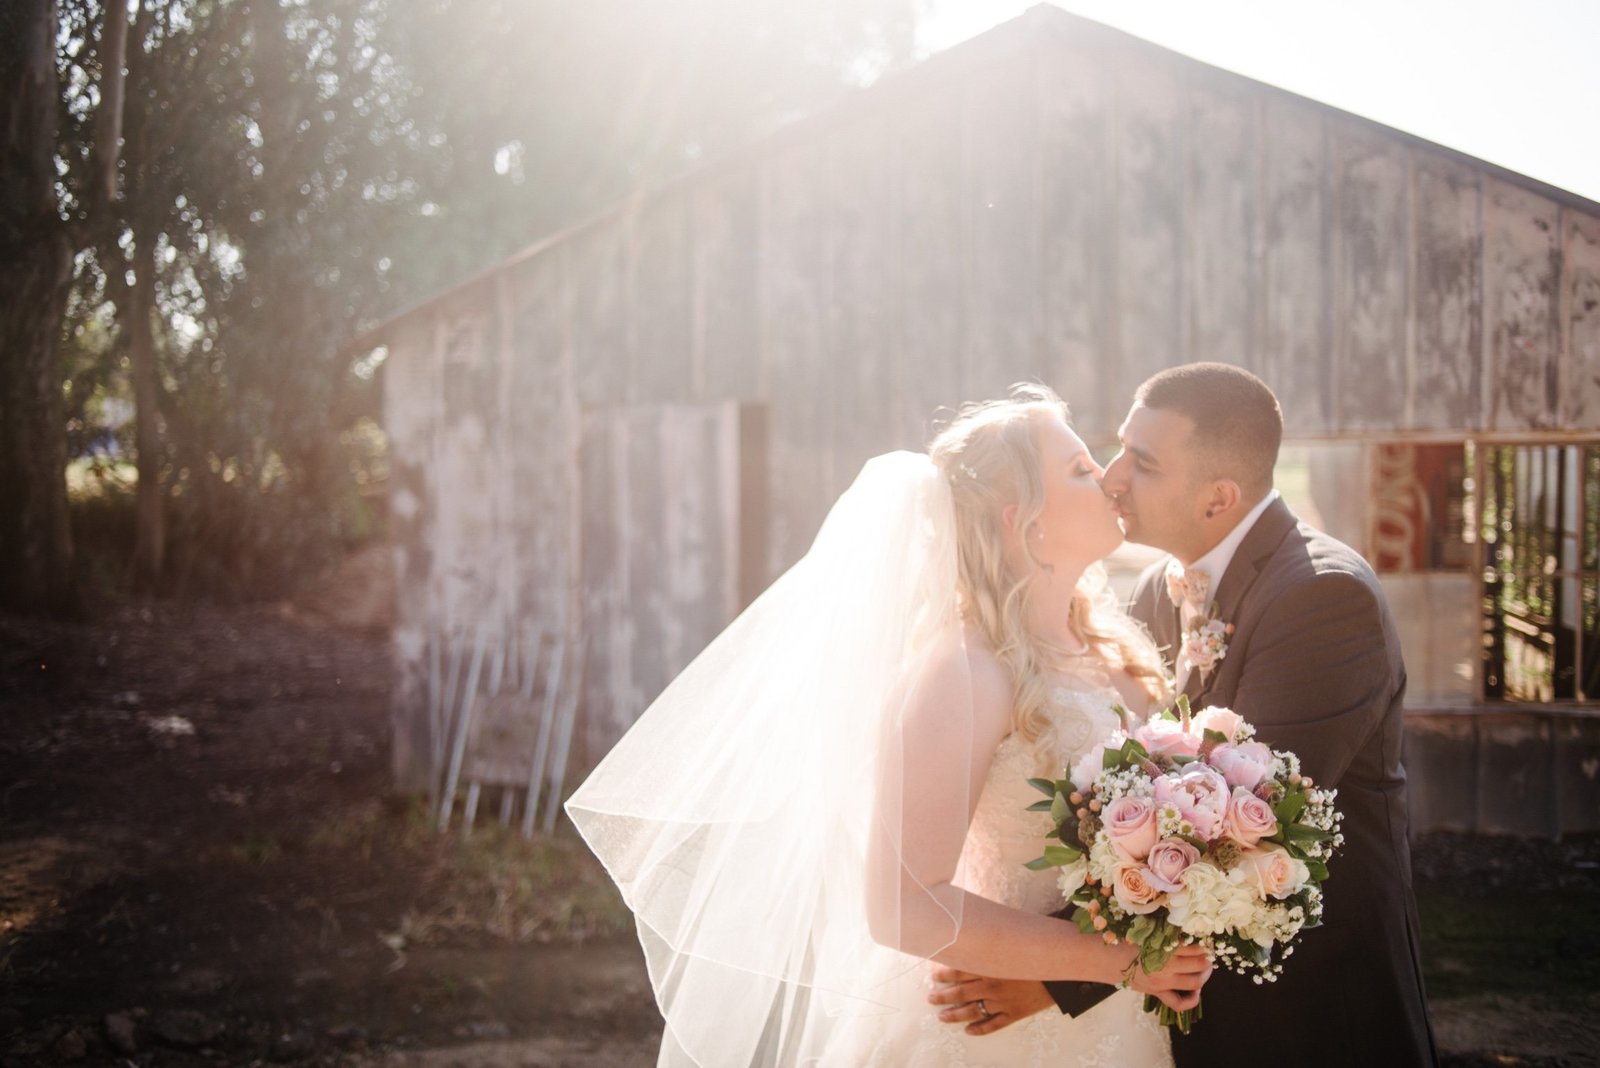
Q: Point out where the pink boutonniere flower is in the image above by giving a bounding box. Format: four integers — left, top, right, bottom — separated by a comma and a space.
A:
1183, 608, 1234, 682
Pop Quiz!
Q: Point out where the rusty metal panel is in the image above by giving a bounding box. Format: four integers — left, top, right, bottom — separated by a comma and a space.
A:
895, 84, 968, 449
1038, 44, 1114, 438
1410, 154, 1483, 432
1109, 52, 1183, 407
822, 115, 902, 483
1182, 69, 1260, 373
569, 222, 629, 408
629, 191, 693, 403
1483, 177, 1561, 430
1562, 209, 1600, 430
757, 142, 830, 578
965, 58, 1042, 403
1258, 97, 1329, 434
691, 170, 761, 401
1329, 120, 1408, 433
1402, 714, 1479, 834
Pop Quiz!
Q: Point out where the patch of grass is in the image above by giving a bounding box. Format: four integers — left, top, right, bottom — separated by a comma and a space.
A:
1418, 887, 1600, 1008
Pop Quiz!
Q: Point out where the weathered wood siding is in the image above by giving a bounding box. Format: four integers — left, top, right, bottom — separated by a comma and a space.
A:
376, 8, 1600, 787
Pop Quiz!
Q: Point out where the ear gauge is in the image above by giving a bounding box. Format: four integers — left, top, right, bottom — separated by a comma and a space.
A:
1205, 510, 1215, 519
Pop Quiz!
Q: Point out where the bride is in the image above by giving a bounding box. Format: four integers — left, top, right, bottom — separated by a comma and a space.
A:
567, 385, 1211, 1066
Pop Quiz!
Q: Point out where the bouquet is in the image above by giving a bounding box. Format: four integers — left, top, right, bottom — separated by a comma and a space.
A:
1026, 697, 1343, 1033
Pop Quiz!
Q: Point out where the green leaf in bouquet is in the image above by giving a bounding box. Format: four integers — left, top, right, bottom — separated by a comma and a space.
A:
1025, 799, 1053, 812
1274, 790, 1308, 825
1305, 858, 1330, 882
1027, 777, 1058, 798
1284, 823, 1333, 845
1071, 907, 1097, 934
1202, 728, 1229, 746
1043, 843, 1083, 865
1051, 793, 1070, 824
1126, 915, 1158, 947
1024, 855, 1054, 871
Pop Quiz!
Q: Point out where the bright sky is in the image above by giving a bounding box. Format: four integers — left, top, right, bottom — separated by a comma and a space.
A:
919, 0, 1600, 205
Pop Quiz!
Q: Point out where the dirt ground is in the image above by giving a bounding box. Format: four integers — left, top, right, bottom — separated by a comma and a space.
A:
2, 598, 1597, 1067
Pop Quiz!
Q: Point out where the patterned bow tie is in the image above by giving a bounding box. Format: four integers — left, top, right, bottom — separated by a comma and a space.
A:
1164, 560, 1210, 613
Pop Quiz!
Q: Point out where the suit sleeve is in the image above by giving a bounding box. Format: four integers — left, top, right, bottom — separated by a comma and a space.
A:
1230, 570, 1392, 789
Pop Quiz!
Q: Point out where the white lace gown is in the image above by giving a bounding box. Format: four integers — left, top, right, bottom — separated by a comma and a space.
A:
820, 667, 1174, 1068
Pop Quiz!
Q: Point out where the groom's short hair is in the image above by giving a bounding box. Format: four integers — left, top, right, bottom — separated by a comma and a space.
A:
1135, 363, 1282, 495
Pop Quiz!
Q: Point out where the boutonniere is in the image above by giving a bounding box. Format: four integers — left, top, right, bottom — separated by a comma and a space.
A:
1183, 603, 1234, 682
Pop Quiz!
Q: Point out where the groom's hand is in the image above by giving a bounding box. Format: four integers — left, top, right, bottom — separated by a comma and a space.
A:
1131, 945, 1213, 1012
926, 967, 1054, 1035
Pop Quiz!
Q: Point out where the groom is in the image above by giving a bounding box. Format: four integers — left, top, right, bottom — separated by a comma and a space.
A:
930, 363, 1438, 1066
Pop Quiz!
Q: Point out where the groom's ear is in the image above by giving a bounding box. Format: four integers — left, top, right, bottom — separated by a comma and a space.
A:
1206, 479, 1242, 519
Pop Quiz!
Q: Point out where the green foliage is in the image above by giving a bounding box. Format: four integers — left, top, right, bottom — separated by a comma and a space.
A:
50, 0, 921, 600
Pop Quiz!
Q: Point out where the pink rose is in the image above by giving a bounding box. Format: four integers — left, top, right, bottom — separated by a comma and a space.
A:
1208, 741, 1275, 790
1143, 838, 1200, 893
1222, 787, 1279, 847
1237, 845, 1310, 900
1102, 795, 1159, 861
1193, 706, 1246, 743
1153, 763, 1231, 841
1135, 718, 1201, 760
1112, 864, 1164, 915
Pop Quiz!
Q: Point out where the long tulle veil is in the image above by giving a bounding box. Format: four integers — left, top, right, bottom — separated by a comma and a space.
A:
566, 451, 978, 1065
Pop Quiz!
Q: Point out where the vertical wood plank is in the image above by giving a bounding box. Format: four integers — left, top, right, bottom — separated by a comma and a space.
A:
757, 142, 829, 578
1183, 69, 1259, 373
1329, 119, 1408, 432
965, 56, 1042, 402
570, 224, 628, 408
1410, 153, 1483, 432
1038, 38, 1113, 438
692, 170, 761, 401
1258, 97, 1329, 433
895, 83, 968, 446
1109, 49, 1184, 408
823, 114, 902, 489
1483, 177, 1561, 430
630, 192, 693, 403
1561, 208, 1600, 430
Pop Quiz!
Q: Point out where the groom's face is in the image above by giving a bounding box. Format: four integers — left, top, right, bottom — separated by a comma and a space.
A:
1101, 404, 1211, 558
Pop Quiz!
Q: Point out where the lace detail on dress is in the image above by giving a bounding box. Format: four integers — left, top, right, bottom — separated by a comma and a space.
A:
821, 666, 1173, 1067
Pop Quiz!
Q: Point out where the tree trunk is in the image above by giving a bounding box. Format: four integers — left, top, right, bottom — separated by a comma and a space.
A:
0, 0, 78, 616
128, 225, 166, 589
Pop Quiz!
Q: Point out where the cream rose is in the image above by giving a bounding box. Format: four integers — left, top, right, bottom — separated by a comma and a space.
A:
1237, 845, 1311, 900
1102, 795, 1159, 861
1135, 717, 1202, 760
1070, 744, 1108, 794
1193, 705, 1246, 743
1208, 741, 1275, 790
1112, 864, 1164, 915
1143, 837, 1200, 892
1056, 856, 1090, 898
1223, 786, 1279, 847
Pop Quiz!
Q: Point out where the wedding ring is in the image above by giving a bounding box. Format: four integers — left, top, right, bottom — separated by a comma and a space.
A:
977, 998, 989, 1019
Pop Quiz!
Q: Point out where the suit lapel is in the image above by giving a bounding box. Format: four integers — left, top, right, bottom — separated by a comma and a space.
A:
1186, 497, 1299, 706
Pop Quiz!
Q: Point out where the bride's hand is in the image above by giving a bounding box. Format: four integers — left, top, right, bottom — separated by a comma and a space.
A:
1128, 944, 1213, 1012
926, 967, 1054, 1035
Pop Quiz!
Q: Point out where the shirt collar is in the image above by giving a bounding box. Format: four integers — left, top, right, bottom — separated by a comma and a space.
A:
1185, 490, 1279, 588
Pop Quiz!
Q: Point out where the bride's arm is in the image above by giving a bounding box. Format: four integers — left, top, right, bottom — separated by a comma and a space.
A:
864, 636, 1136, 986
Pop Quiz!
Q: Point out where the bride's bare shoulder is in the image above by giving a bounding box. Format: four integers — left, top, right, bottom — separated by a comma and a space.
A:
911, 625, 1012, 712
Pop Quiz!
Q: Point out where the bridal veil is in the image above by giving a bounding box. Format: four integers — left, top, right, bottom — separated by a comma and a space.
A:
567, 451, 981, 1065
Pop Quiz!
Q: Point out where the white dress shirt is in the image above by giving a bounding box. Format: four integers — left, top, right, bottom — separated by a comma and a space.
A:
1175, 490, 1280, 692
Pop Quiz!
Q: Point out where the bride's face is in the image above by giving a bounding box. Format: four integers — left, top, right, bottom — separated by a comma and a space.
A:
1022, 414, 1124, 570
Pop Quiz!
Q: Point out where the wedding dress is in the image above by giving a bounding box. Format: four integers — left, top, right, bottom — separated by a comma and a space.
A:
567, 452, 1173, 1067
820, 663, 1173, 1067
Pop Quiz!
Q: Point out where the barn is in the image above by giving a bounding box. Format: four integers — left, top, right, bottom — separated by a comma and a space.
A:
350, 5, 1600, 837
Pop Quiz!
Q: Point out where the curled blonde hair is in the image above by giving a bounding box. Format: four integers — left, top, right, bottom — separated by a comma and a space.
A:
928, 384, 1168, 747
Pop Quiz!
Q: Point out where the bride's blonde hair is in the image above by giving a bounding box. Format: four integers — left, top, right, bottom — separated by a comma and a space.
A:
929, 384, 1168, 745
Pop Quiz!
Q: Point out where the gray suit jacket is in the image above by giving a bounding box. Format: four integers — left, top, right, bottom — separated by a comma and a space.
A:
1047, 498, 1438, 1066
